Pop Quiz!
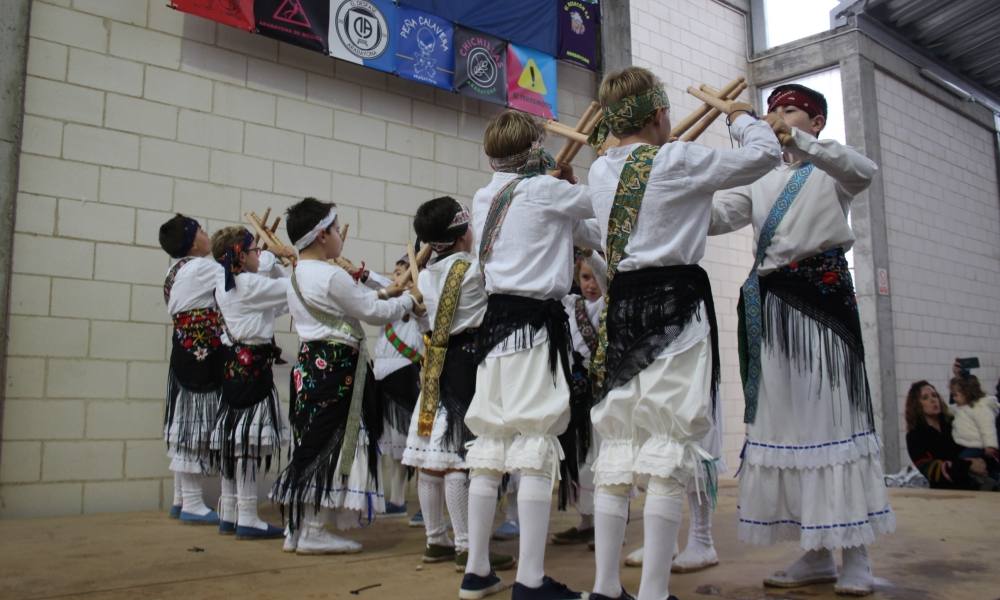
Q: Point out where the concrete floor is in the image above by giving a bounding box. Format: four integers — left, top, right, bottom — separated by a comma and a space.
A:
1, 483, 997, 600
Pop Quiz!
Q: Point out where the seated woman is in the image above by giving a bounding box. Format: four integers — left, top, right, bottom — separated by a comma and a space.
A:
905, 380, 997, 491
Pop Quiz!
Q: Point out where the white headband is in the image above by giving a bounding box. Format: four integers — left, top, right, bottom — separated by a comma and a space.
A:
293, 207, 337, 250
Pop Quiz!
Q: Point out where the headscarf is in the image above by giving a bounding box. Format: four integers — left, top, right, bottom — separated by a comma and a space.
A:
219, 229, 254, 291
767, 84, 826, 119
587, 86, 670, 149
426, 204, 470, 254
293, 207, 337, 251
489, 141, 557, 176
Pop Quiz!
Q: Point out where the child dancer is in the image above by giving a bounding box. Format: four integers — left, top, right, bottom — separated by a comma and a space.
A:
159, 214, 224, 524
403, 196, 513, 573
586, 66, 781, 600
710, 83, 891, 596
273, 197, 420, 555
461, 110, 597, 600
211, 226, 294, 539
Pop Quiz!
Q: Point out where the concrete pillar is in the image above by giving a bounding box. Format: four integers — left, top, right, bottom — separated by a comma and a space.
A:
600, 0, 632, 75
0, 0, 32, 452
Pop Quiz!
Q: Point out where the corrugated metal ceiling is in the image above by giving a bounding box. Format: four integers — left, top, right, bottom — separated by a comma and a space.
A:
863, 0, 1000, 97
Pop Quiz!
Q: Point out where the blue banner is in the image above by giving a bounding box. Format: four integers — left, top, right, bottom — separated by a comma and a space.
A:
328, 0, 397, 73
399, 0, 557, 55
395, 6, 454, 90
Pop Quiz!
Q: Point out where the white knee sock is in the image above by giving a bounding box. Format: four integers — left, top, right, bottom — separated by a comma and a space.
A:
515, 472, 554, 588
173, 472, 183, 506
674, 490, 717, 568
466, 470, 502, 576
637, 477, 684, 600
444, 471, 470, 552
220, 476, 237, 524
504, 472, 520, 523
418, 473, 450, 546
180, 472, 210, 515
592, 485, 630, 598
236, 462, 267, 530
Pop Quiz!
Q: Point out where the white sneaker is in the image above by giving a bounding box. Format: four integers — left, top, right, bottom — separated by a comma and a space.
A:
296, 524, 363, 555
672, 545, 719, 573
764, 549, 838, 588
283, 527, 299, 553
624, 546, 643, 567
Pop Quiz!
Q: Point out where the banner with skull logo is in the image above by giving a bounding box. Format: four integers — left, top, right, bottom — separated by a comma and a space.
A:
453, 27, 507, 105
328, 0, 397, 73
395, 5, 454, 90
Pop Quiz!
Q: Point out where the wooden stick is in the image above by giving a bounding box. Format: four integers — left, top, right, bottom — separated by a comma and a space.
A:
245, 211, 293, 266
671, 76, 746, 139
681, 81, 751, 142
340, 223, 349, 243
406, 242, 423, 304
554, 101, 600, 164
560, 107, 606, 164
543, 121, 589, 145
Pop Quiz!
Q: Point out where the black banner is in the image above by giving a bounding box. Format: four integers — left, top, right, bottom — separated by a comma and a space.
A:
255, 0, 329, 53
454, 27, 507, 105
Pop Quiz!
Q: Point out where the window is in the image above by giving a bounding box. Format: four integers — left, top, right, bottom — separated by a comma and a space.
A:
762, 0, 840, 49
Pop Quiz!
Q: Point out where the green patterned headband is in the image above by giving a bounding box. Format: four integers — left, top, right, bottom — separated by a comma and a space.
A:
587, 86, 670, 149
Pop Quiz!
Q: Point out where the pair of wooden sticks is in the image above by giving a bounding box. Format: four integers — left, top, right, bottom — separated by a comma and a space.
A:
543, 76, 752, 164
245, 210, 354, 268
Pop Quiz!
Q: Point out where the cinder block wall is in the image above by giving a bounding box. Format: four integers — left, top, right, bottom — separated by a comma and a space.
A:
1, 0, 601, 517
874, 71, 1000, 460
630, 0, 755, 473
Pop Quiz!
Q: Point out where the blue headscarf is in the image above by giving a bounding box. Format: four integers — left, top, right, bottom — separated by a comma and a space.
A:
219, 229, 254, 291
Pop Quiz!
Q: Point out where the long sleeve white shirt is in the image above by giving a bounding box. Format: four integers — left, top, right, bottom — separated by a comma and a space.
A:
418, 251, 487, 336
952, 396, 999, 450
214, 251, 289, 345
472, 173, 597, 300
588, 114, 781, 272
287, 259, 414, 347
165, 256, 223, 316
709, 126, 878, 274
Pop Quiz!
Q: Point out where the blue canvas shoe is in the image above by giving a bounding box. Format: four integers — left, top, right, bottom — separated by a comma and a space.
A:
180, 509, 220, 525
459, 571, 508, 600
236, 522, 284, 540
492, 520, 520, 540
408, 509, 424, 528
219, 520, 236, 534
511, 576, 586, 599
168, 505, 181, 519
384, 502, 408, 518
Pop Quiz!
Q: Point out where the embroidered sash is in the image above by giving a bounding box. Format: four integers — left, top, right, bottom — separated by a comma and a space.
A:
384, 323, 423, 364
163, 257, 194, 304
290, 269, 369, 478
589, 144, 658, 395
740, 163, 814, 423
574, 296, 597, 356
477, 177, 524, 276
417, 259, 470, 437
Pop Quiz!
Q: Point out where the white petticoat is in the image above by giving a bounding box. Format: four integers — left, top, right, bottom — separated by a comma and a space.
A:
401, 403, 466, 471
379, 418, 409, 462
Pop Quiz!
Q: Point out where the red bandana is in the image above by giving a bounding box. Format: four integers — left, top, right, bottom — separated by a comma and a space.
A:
767, 89, 823, 119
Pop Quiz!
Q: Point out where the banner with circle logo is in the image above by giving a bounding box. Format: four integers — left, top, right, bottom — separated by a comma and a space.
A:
506, 43, 557, 119
453, 27, 507, 106
395, 6, 454, 90
328, 0, 397, 73
255, 0, 329, 52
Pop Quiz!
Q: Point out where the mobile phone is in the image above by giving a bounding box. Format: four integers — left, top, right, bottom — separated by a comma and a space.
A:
956, 357, 980, 370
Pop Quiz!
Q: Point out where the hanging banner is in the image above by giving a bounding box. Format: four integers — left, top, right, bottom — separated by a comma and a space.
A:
329, 0, 397, 73
171, 0, 255, 31
506, 43, 557, 119
454, 28, 507, 106
557, 0, 599, 70
395, 6, 454, 90
255, 0, 329, 52
400, 1, 557, 55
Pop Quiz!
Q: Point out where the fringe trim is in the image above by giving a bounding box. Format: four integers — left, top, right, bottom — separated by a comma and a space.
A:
164, 370, 220, 464
211, 385, 282, 480
272, 427, 347, 532
763, 291, 874, 430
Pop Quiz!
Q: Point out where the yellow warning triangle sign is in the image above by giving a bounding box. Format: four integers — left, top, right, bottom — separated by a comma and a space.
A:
517, 59, 547, 94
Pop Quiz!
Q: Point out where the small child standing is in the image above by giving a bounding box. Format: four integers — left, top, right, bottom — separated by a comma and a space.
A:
210, 226, 294, 539
950, 376, 1000, 478
372, 255, 426, 516
273, 197, 420, 555
159, 214, 224, 525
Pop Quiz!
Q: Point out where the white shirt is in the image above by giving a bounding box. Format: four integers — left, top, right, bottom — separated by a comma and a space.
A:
287, 259, 414, 347
563, 252, 608, 364
214, 251, 289, 345
472, 173, 597, 300
588, 114, 781, 272
418, 251, 487, 336
372, 316, 425, 380
165, 256, 223, 316
952, 396, 999, 450
709, 127, 878, 274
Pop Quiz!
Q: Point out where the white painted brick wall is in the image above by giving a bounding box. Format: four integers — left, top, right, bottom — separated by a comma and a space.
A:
630, 0, 754, 475
875, 72, 1000, 466
3, 0, 599, 517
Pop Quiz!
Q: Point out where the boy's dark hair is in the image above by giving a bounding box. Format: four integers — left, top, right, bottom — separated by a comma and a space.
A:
768, 83, 828, 118
158, 213, 196, 259
286, 197, 336, 246
414, 196, 466, 244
